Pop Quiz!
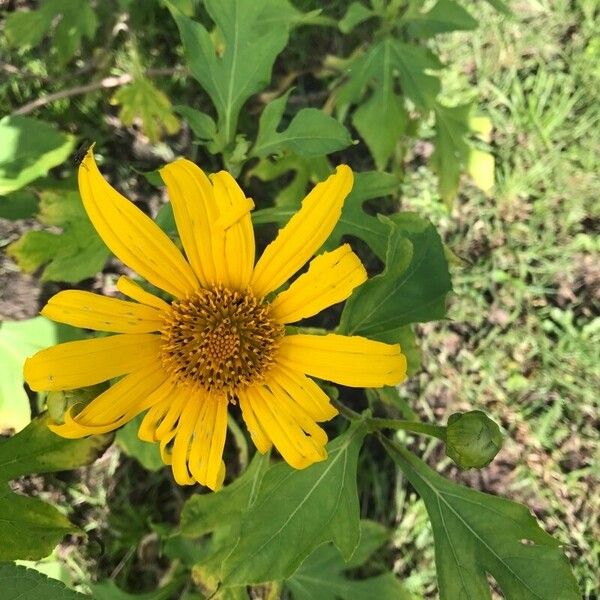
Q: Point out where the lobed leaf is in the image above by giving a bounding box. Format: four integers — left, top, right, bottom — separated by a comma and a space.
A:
221, 422, 367, 586
404, 0, 478, 38
339, 213, 452, 336
252, 92, 352, 159
8, 188, 109, 283
286, 520, 412, 600
381, 436, 580, 599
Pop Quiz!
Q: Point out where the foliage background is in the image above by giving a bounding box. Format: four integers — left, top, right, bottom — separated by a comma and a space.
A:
0, 0, 598, 598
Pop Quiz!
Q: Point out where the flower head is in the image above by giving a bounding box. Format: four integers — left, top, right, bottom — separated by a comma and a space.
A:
24, 148, 407, 490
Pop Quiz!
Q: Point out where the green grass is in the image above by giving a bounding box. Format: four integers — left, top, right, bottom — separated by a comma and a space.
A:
389, 1, 600, 597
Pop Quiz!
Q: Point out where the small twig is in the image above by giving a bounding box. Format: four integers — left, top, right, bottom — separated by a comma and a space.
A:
12, 66, 186, 116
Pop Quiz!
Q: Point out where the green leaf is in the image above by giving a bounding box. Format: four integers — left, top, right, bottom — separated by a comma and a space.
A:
182, 453, 270, 593
326, 170, 400, 260
0, 116, 75, 195
112, 76, 180, 143
380, 436, 580, 600
0, 318, 58, 433
222, 422, 367, 586
4, 0, 97, 64
286, 520, 412, 600
181, 451, 270, 538
339, 2, 375, 33
115, 414, 163, 472
248, 154, 331, 207
336, 39, 439, 166
166, 0, 293, 143
339, 214, 452, 337
8, 188, 109, 283
0, 190, 38, 220
252, 92, 352, 158
0, 414, 112, 560
0, 563, 87, 599
431, 102, 472, 205
484, 0, 512, 16
174, 105, 217, 141
405, 0, 478, 38
90, 579, 183, 600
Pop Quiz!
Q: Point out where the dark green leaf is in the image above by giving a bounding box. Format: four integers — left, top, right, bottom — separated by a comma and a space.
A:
339, 213, 452, 336
0, 116, 75, 195
116, 414, 163, 471
381, 436, 580, 599
286, 520, 412, 600
405, 0, 478, 38
326, 170, 400, 260
174, 105, 217, 141
252, 93, 352, 158
0, 414, 112, 560
7, 188, 109, 283
339, 2, 375, 33
0, 563, 87, 599
0, 190, 38, 220
222, 422, 367, 586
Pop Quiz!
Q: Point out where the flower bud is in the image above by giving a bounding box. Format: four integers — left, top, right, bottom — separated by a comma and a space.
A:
445, 410, 503, 469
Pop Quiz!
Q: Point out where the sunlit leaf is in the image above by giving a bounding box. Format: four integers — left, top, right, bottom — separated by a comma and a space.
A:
112, 76, 180, 143
0, 116, 75, 195
468, 148, 495, 192
286, 520, 412, 600
222, 422, 367, 586
252, 92, 352, 158
0, 414, 112, 560
0, 318, 59, 433
339, 214, 452, 336
381, 436, 580, 599
0, 563, 86, 599
404, 0, 478, 38
8, 188, 109, 283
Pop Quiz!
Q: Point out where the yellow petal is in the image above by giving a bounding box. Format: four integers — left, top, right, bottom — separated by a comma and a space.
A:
267, 365, 338, 422
49, 364, 169, 438
116, 276, 170, 311
24, 333, 161, 392
172, 399, 201, 485
159, 159, 220, 286
238, 391, 272, 454
239, 383, 327, 469
41, 290, 164, 334
78, 149, 198, 298
277, 334, 407, 388
251, 165, 353, 298
210, 171, 255, 290
189, 395, 229, 490
270, 244, 366, 324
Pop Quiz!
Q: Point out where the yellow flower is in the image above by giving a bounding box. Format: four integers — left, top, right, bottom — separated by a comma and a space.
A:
24, 148, 407, 490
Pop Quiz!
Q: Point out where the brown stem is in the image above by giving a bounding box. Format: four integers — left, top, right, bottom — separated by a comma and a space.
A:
11, 67, 186, 116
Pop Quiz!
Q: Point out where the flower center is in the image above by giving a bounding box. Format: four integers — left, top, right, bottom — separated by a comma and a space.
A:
159, 286, 284, 397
